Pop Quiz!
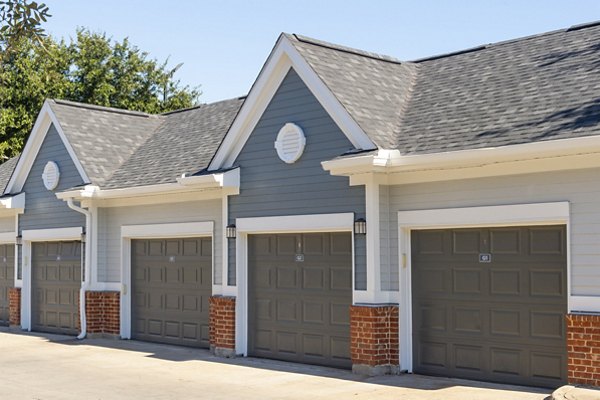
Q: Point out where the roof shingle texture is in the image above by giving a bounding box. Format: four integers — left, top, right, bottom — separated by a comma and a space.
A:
288, 24, 600, 154
49, 100, 163, 186
104, 98, 243, 189
0, 156, 19, 193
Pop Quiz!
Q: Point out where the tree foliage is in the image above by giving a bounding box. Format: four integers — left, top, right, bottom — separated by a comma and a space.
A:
0, 0, 50, 52
0, 29, 201, 159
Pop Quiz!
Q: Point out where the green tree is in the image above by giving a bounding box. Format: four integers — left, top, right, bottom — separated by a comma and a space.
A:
0, 0, 50, 52
0, 30, 201, 160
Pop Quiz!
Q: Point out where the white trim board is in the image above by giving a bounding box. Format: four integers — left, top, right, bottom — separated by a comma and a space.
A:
6, 101, 89, 194
233, 212, 355, 356
208, 35, 375, 170
119, 221, 214, 339
20, 226, 84, 331
396, 202, 570, 373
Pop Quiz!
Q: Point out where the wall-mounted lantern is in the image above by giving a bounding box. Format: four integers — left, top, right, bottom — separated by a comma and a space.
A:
81, 232, 86, 243
15, 235, 22, 246
354, 218, 367, 235
226, 224, 237, 239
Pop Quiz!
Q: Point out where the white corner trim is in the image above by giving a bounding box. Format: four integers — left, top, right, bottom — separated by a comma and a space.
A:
6, 101, 89, 193
121, 221, 213, 239
0, 193, 25, 210
396, 201, 571, 373
236, 212, 354, 233
119, 221, 215, 339
0, 232, 16, 243
21, 226, 83, 241
208, 35, 375, 170
234, 212, 355, 356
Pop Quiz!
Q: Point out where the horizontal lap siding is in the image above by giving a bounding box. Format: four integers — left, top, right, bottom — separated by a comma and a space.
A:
97, 199, 221, 283
0, 217, 14, 233
19, 124, 86, 234
380, 167, 600, 295
228, 68, 365, 287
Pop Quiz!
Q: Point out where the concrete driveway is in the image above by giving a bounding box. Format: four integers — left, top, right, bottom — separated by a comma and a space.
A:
0, 328, 551, 400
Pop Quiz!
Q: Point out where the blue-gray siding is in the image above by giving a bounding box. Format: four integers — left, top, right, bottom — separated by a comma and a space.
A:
19, 124, 86, 234
228, 68, 366, 288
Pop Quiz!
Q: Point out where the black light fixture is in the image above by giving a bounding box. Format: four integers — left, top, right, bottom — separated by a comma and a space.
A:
15, 235, 22, 246
354, 218, 367, 235
226, 224, 237, 239
81, 232, 86, 243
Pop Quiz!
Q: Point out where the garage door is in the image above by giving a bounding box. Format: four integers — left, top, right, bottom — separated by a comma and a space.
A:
412, 226, 567, 387
248, 233, 352, 368
132, 238, 212, 348
0, 244, 15, 325
32, 241, 81, 335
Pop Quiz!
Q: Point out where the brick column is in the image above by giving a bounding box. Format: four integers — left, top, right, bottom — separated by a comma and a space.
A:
85, 291, 120, 336
566, 313, 600, 386
350, 304, 399, 376
209, 296, 236, 357
8, 287, 21, 327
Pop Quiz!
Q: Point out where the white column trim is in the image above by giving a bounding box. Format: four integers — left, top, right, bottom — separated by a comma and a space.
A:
397, 201, 570, 373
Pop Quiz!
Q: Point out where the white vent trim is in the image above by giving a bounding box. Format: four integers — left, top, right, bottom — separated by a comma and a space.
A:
42, 161, 60, 190
274, 123, 306, 164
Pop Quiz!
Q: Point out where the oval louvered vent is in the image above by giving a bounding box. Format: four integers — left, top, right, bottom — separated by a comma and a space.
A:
42, 161, 60, 191
274, 123, 306, 164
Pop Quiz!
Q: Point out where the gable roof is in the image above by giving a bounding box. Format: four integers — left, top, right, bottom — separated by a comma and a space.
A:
285, 22, 600, 155
48, 100, 164, 187
103, 97, 244, 189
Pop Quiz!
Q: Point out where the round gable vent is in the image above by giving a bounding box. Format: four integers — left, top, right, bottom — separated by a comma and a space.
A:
42, 161, 60, 190
274, 123, 306, 164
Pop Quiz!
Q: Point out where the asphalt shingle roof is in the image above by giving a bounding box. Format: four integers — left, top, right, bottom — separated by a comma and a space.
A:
287, 22, 600, 154
49, 100, 163, 186
47, 97, 243, 190
0, 156, 19, 193
103, 97, 244, 189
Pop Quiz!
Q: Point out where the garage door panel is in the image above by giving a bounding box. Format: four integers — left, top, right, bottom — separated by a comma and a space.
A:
490, 269, 521, 295
249, 233, 352, 368
131, 238, 211, 348
330, 267, 351, 291
276, 299, 298, 322
530, 269, 564, 297
453, 268, 482, 295
303, 301, 324, 324
412, 226, 567, 387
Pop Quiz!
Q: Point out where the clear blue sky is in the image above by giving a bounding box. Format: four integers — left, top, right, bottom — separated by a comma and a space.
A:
44, 1, 600, 103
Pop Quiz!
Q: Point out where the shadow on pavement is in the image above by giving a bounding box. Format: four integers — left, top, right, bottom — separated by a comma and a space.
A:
3, 327, 552, 397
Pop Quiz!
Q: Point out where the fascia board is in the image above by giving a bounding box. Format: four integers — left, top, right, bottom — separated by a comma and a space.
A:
324, 135, 600, 177
208, 35, 375, 171
6, 101, 90, 194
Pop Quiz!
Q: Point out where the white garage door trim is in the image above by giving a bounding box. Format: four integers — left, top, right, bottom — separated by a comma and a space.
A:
20, 227, 83, 331
397, 201, 570, 373
120, 221, 214, 339
233, 212, 355, 357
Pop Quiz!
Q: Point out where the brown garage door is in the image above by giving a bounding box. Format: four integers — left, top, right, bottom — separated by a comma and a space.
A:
412, 226, 567, 387
132, 238, 212, 348
248, 233, 352, 368
32, 241, 81, 335
0, 244, 15, 325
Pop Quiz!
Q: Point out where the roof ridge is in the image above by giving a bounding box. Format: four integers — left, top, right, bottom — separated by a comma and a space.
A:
161, 95, 247, 116
291, 33, 405, 65
413, 20, 600, 63
51, 99, 156, 118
